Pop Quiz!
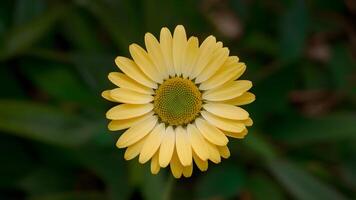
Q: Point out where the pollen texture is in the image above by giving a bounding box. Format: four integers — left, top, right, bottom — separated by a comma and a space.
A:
154, 77, 202, 126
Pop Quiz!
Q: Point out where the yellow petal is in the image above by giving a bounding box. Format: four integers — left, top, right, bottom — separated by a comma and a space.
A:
108, 72, 154, 94
139, 123, 165, 164
224, 56, 239, 65
129, 44, 163, 83
101, 90, 116, 102
108, 111, 154, 131
190, 36, 216, 79
199, 61, 246, 91
124, 135, 147, 160
110, 88, 153, 104
193, 152, 208, 171
170, 150, 183, 178
215, 41, 223, 50
195, 118, 228, 146
172, 25, 187, 76
222, 92, 255, 106
224, 129, 248, 139
218, 145, 230, 159
182, 37, 199, 79
195, 47, 229, 84
159, 126, 175, 167
183, 164, 193, 178
203, 103, 249, 120
145, 33, 169, 79
205, 141, 221, 164
106, 104, 153, 120
187, 124, 209, 161
160, 27, 175, 77
116, 116, 157, 148
150, 151, 160, 174
201, 111, 245, 133
175, 126, 192, 166
243, 118, 253, 126
115, 56, 157, 89
203, 80, 252, 101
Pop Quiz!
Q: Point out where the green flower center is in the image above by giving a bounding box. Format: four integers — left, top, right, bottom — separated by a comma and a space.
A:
154, 77, 202, 126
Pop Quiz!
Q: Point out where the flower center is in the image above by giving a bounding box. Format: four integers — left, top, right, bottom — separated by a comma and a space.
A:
154, 77, 202, 126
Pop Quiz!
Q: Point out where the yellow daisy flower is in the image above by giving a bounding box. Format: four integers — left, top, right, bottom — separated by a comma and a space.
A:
102, 25, 255, 178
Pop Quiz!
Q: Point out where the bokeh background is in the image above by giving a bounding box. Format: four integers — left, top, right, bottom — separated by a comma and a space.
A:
0, 0, 355, 199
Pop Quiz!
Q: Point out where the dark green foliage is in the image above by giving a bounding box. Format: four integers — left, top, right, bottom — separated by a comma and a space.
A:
0, 0, 355, 199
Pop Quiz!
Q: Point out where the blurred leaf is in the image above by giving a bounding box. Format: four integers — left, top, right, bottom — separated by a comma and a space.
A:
0, 100, 98, 147
242, 32, 278, 56
243, 132, 278, 161
312, 0, 345, 12
252, 65, 297, 116
69, 52, 115, 91
270, 113, 356, 145
74, 0, 132, 50
279, 0, 308, 62
268, 159, 347, 200
301, 62, 329, 89
20, 62, 98, 107
13, 0, 45, 26
327, 45, 355, 90
60, 9, 104, 51
230, 0, 249, 20
143, 0, 206, 34
28, 191, 106, 200
66, 146, 131, 200
339, 159, 356, 191
247, 174, 285, 200
141, 173, 173, 200
0, 4, 71, 60
196, 164, 246, 199
0, 135, 35, 188
20, 50, 114, 92
19, 167, 75, 196
0, 66, 25, 98
0, 0, 13, 37
127, 161, 174, 200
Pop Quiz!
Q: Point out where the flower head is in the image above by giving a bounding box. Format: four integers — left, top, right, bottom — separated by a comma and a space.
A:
102, 25, 255, 178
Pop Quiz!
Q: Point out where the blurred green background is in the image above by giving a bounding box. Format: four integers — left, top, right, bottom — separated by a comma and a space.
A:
0, 0, 355, 199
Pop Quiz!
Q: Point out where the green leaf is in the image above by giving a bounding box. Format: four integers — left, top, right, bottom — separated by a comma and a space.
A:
0, 67, 25, 98
68, 52, 115, 91
243, 132, 278, 161
0, 135, 35, 188
301, 62, 329, 89
59, 9, 104, 51
247, 174, 285, 200
141, 173, 173, 200
18, 167, 75, 196
0, 100, 98, 147
242, 32, 278, 56
74, 0, 132, 50
28, 191, 107, 200
20, 62, 99, 107
195, 164, 246, 199
142, 0, 206, 34
270, 113, 356, 145
327, 45, 355, 90
0, 4, 71, 60
18, 50, 114, 92
0, 0, 13, 37
13, 0, 45, 26
267, 159, 347, 200
279, 0, 308, 62
64, 145, 131, 200
339, 159, 356, 191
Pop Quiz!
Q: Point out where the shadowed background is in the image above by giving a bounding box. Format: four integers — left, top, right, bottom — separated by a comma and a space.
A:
0, 0, 355, 199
